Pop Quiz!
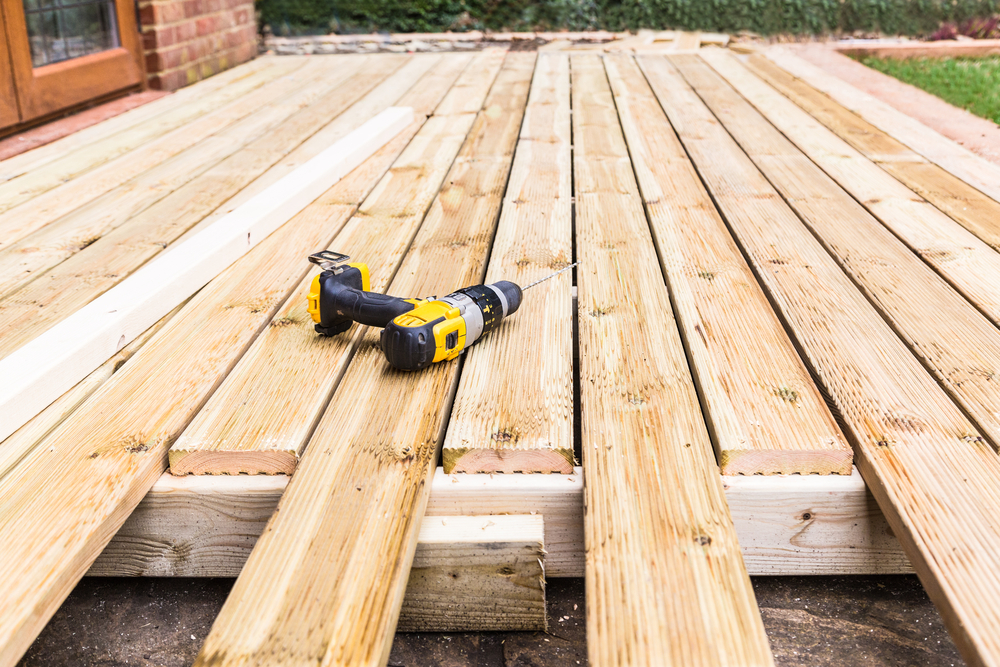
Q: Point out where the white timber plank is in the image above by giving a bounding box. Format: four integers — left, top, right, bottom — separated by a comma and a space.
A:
0, 56, 408, 357
604, 53, 849, 476
0, 95, 425, 667
191, 51, 533, 667
641, 52, 1000, 667
571, 54, 773, 666
443, 53, 576, 474
92, 467, 911, 581
0, 106, 413, 445
764, 46, 1000, 205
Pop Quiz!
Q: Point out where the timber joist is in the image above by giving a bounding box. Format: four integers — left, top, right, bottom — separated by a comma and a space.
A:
3, 46, 1000, 667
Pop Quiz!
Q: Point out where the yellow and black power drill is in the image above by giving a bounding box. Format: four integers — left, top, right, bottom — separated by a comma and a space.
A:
305, 250, 576, 371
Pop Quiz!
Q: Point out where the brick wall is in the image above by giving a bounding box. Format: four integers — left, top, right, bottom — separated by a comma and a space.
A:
140, 0, 259, 91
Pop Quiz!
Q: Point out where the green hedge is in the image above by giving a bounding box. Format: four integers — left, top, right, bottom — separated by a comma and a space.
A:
259, 0, 1000, 38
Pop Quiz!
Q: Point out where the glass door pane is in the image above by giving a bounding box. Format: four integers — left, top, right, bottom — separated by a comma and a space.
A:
22, 0, 120, 67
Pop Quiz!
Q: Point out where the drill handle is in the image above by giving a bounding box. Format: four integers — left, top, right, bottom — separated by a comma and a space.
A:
333, 288, 420, 328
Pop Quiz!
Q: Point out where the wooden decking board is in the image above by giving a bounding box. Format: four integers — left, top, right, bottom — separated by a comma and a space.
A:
691, 51, 1000, 449
0, 302, 183, 481
169, 53, 493, 475
696, 52, 1000, 331
572, 54, 772, 666
191, 51, 532, 667
442, 53, 576, 474
640, 53, 1000, 667
604, 53, 850, 476
0, 98, 425, 667
0, 57, 284, 183
764, 47, 1000, 206
0, 58, 408, 359
0, 58, 308, 216
0, 59, 309, 254
189, 54, 449, 222
744, 54, 1000, 252
0, 57, 391, 309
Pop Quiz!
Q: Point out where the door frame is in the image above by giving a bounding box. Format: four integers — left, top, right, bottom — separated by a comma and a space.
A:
1, 0, 144, 122
0, 3, 21, 129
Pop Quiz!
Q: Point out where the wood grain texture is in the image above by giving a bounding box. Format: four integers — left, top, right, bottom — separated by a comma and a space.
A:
0, 302, 183, 480
694, 52, 1000, 332
693, 50, 1000, 451
604, 54, 849, 476
744, 53, 1000, 253
0, 58, 295, 214
0, 57, 278, 180
0, 58, 406, 359
572, 54, 772, 667
92, 466, 912, 579
169, 53, 490, 475
443, 53, 575, 474
397, 514, 546, 632
764, 46, 1000, 206
0, 95, 425, 667
0, 57, 392, 307
0, 59, 305, 254
192, 50, 533, 667
641, 53, 1000, 667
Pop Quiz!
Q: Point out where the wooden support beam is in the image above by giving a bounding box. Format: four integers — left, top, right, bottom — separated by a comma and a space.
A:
0, 105, 412, 445
692, 50, 1000, 451
743, 53, 1000, 253
0, 58, 305, 253
91, 467, 910, 583
191, 51, 533, 667
571, 54, 773, 666
641, 53, 1000, 667
0, 56, 409, 356
443, 53, 575, 474
603, 54, 849, 476
397, 515, 546, 632
0, 94, 426, 667
763, 46, 1000, 205
168, 53, 491, 476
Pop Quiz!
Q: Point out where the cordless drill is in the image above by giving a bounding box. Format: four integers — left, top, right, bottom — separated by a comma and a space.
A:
306, 251, 526, 371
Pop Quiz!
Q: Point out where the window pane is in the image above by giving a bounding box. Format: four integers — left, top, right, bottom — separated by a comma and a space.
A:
22, 0, 120, 67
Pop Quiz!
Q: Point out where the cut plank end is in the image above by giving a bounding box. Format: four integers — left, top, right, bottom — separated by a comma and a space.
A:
719, 447, 854, 476
443, 447, 576, 474
168, 449, 297, 475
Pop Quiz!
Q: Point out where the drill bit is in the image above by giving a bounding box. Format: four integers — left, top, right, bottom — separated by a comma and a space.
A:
522, 262, 579, 291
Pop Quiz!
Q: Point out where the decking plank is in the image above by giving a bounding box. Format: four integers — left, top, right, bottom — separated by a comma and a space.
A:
605, 53, 849, 476
572, 54, 773, 666
169, 53, 492, 475
0, 75, 432, 667
0, 58, 308, 214
0, 58, 308, 253
744, 53, 1000, 252
191, 51, 532, 667
640, 53, 1000, 667
763, 46, 1000, 205
443, 53, 576, 474
693, 50, 1000, 448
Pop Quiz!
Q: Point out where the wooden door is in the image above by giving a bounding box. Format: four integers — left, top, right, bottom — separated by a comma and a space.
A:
1, 0, 143, 123
0, 6, 21, 130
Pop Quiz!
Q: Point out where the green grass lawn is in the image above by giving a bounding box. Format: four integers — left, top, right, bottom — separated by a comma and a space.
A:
859, 55, 1000, 125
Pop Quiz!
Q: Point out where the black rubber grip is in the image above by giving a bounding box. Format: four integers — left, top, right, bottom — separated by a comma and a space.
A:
315, 267, 415, 335
380, 317, 441, 371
